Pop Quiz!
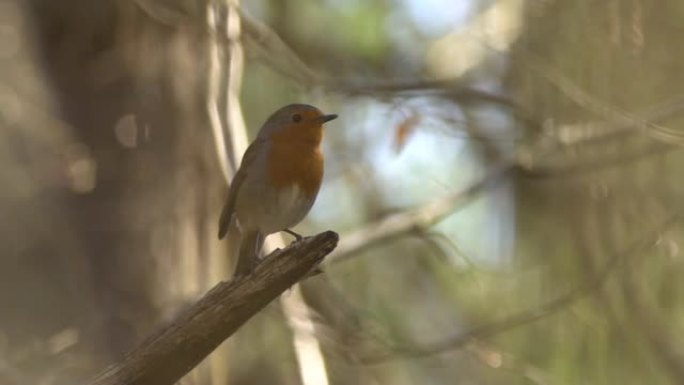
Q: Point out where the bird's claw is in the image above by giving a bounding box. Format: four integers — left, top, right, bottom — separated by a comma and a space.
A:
283, 229, 304, 242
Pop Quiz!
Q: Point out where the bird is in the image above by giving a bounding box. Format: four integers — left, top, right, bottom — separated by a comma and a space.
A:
218, 103, 338, 277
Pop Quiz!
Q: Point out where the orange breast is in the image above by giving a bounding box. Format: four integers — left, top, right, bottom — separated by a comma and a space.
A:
267, 142, 324, 197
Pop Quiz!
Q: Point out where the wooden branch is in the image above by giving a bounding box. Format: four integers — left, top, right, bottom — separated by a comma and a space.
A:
87, 231, 339, 385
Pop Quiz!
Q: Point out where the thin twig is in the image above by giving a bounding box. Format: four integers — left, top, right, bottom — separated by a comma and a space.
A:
528, 57, 684, 146
622, 252, 684, 382
328, 162, 513, 264
359, 216, 677, 363
331, 88, 684, 266
224, 0, 249, 159
239, 9, 322, 85
206, 4, 232, 181
521, 142, 682, 179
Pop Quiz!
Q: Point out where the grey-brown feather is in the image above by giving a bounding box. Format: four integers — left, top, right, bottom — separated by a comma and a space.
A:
233, 230, 264, 277
217, 139, 264, 239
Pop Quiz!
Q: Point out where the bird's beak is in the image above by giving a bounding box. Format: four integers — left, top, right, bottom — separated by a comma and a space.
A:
318, 114, 338, 123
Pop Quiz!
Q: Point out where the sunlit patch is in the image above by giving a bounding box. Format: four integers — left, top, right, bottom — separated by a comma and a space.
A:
483, 350, 503, 368
424, 0, 524, 78
399, 0, 473, 36
470, 343, 504, 369
666, 239, 679, 259
114, 114, 140, 148
65, 144, 96, 193
393, 111, 420, 154
46, 328, 79, 355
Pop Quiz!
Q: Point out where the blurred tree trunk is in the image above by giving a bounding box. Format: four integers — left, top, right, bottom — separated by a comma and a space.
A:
506, 1, 684, 384
0, 1, 225, 383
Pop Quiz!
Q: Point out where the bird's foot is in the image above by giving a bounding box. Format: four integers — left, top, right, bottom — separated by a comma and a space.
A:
283, 229, 304, 242
306, 266, 325, 277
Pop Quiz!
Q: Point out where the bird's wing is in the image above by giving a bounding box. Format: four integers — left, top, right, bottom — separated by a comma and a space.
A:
217, 139, 264, 239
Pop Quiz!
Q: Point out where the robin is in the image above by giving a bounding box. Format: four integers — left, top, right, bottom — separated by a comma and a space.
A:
218, 103, 338, 277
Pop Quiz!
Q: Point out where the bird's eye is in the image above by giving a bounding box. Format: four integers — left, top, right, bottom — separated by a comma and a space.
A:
292, 114, 302, 123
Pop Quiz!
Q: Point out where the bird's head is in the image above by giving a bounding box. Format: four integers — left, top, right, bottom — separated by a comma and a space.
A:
258, 104, 337, 146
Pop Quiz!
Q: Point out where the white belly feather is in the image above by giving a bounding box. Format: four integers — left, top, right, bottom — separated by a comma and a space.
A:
236, 183, 313, 235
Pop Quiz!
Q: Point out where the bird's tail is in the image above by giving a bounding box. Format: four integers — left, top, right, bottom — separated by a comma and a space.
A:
217, 201, 233, 239
233, 230, 264, 277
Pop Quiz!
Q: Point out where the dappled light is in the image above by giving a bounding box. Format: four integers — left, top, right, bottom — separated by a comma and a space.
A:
1, 1, 684, 385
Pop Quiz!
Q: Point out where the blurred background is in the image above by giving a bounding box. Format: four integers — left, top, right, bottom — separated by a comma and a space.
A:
2, 0, 684, 384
